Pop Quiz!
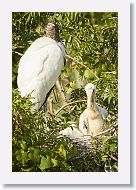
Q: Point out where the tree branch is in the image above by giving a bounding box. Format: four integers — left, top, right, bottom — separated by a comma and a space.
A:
13, 50, 23, 56
66, 54, 100, 80
108, 154, 118, 162
55, 100, 86, 115
93, 125, 118, 138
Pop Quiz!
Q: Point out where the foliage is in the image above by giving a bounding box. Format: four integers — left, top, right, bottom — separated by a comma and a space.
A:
12, 12, 118, 172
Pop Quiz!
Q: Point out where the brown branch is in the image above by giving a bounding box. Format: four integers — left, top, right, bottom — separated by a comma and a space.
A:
55, 100, 86, 115
109, 154, 118, 162
109, 110, 117, 116
93, 125, 118, 138
66, 54, 99, 80
79, 125, 117, 140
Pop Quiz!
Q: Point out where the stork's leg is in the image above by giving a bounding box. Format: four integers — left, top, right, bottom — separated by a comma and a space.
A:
43, 101, 48, 112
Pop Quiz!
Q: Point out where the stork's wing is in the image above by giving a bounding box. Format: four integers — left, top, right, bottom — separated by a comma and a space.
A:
97, 105, 108, 119
79, 111, 89, 135
17, 37, 64, 111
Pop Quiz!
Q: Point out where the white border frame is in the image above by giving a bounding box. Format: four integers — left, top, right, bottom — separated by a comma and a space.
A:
0, 0, 130, 184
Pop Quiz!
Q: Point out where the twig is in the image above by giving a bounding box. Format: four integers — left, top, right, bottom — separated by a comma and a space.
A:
93, 125, 118, 138
109, 110, 117, 116
55, 100, 86, 115
108, 154, 118, 162
13, 50, 23, 57
66, 54, 99, 80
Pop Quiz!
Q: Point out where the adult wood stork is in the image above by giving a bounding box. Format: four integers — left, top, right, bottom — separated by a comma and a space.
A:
79, 83, 108, 137
17, 23, 66, 112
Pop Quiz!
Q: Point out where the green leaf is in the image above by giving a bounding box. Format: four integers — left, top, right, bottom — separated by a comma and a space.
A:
15, 150, 28, 165
58, 144, 67, 160
84, 69, 95, 80
20, 140, 27, 150
28, 148, 41, 163
21, 167, 34, 172
39, 156, 52, 170
110, 144, 117, 152
51, 158, 58, 167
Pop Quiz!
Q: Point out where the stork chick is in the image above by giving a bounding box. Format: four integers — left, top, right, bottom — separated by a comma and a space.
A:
17, 23, 66, 112
79, 83, 108, 137
59, 124, 84, 139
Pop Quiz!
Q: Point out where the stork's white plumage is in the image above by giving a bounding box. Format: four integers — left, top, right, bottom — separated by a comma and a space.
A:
17, 23, 66, 112
79, 83, 108, 136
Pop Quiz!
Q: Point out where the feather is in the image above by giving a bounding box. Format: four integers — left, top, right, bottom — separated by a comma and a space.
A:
17, 37, 65, 112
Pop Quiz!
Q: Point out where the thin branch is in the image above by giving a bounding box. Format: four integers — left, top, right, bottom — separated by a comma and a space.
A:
93, 125, 118, 138
108, 154, 118, 162
55, 100, 86, 115
109, 110, 117, 116
13, 51, 23, 56
66, 54, 100, 80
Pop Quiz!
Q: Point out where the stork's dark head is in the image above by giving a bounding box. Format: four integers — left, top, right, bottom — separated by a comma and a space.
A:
46, 23, 60, 42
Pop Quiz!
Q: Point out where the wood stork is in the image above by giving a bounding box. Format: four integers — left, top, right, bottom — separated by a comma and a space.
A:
17, 23, 66, 112
79, 83, 108, 137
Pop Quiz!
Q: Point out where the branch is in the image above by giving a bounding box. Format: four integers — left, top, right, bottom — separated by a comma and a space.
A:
13, 50, 23, 56
108, 154, 118, 162
109, 110, 117, 116
93, 125, 118, 138
55, 100, 86, 115
66, 54, 100, 80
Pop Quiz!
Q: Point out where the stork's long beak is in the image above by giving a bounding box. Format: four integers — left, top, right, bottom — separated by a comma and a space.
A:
87, 88, 94, 95
90, 89, 95, 101
86, 88, 95, 110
